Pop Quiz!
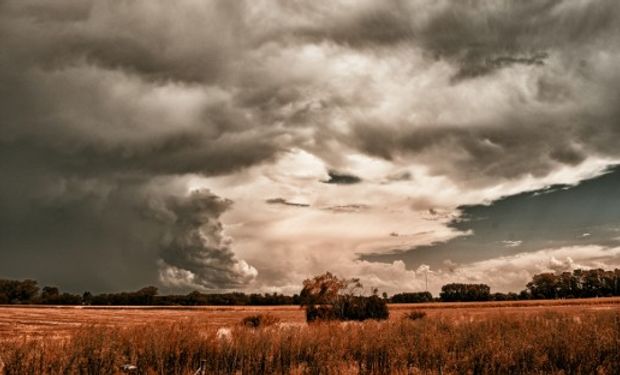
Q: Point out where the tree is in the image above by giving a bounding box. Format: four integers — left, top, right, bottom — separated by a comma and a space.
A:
0, 279, 39, 303
41, 286, 60, 304
300, 272, 348, 321
526, 273, 559, 299
299, 272, 388, 322
522, 268, 620, 299
133, 286, 158, 305
391, 292, 433, 303
440, 283, 490, 302
82, 291, 93, 305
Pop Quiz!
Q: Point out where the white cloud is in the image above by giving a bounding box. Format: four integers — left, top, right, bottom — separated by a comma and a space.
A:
434, 245, 620, 294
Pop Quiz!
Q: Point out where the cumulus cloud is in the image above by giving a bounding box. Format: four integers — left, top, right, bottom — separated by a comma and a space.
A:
366, 165, 620, 272
152, 189, 257, 290
435, 245, 620, 293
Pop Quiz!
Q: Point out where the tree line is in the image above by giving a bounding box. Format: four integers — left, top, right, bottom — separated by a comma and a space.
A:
0, 280, 301, 306
2, 268, 620, 305
525, 268, 620, 299
436, 268, 620, 302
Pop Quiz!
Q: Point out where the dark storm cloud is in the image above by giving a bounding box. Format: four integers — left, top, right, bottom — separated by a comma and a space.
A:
364, 166, 620, 269
278, 0, 620, 186
3, 0, 620, 292
350, 122, 589, 185
0, 0, 280, 291
266, 198, 310, 208
322, 170, 362, 185
0, 1, 245, 84
0, 3, 286, 177
417, 1, 616, 80
286, 1, 614, 79
4, 0, 616, 187
449, 53, 548, 82
332, 1, 620, 186
289, 1, 415, 47
154, 190, 257, 290
0, 170, 256, 292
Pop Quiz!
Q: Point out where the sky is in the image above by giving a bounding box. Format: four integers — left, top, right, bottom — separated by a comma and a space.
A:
2, 0, 620, 295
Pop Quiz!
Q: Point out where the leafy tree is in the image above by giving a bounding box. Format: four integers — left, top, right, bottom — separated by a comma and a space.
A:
0, 279, 39, 303
134, 286, 158, 305
82, 291, 93, 305
41, 286, 60, 304
299, 272, 388, 322
523, 268, 620, 299
391, 292, 433, 303
440, 283, 490, 302
42, 286, 59, 299
526, 273, 559, 299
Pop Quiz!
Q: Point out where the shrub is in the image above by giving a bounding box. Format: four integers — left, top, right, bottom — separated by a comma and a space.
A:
391, 292, 433, 303
241, 314, 280, 328
336, 295, 389, 321
305, 296, 389, 322
305, 305, 337, 322
404, 310, 427, 320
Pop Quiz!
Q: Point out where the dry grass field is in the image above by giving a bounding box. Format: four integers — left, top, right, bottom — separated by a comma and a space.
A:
1, 298, 620, 374
2, 297, 620, 340
0, 305, 306, 340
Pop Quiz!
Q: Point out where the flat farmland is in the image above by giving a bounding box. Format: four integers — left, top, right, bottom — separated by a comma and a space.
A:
0, 305, 306, 340
2, 297, 620, 340
3, 299, 620, 374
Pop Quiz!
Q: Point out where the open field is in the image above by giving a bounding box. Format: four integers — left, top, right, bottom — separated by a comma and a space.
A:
2, 297, 620, 340
2, 299, 620, 374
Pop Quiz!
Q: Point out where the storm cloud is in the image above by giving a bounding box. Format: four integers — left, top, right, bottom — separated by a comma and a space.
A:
155, 190, 257, 290
322, 170, 363, 185
2, 0, 620, 293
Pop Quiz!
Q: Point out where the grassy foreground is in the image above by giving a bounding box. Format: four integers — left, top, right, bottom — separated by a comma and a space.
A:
1, 310, 620, 374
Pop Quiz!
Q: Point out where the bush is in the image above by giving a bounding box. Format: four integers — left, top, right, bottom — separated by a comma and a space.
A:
337, 295, 389, 321
241, 314, 280, 328
404, 310, 427, 320
306, 296, 389, 322
305, 305, 337, 322
391, 292, 433, 303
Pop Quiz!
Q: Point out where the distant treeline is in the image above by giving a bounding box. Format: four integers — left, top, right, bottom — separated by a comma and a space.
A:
405, 268, 620, 302
0, 281, 301, 306
2, 268, 620, 305
525, 268, 620, 299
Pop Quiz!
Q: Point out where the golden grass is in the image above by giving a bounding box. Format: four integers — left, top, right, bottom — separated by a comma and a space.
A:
390, 296, 620, 310
1, 308, 620, 374
3, 297, 620, 340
